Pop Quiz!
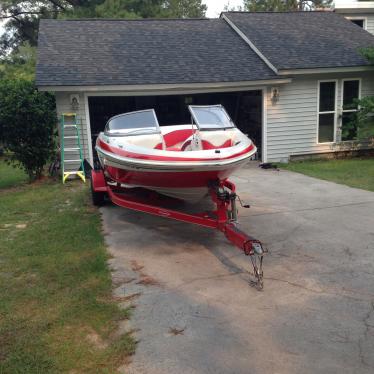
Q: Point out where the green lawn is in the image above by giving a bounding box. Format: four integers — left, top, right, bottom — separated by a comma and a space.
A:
0, 158, 28, 189
0, 160, 135, 373
281, 158, 374, 192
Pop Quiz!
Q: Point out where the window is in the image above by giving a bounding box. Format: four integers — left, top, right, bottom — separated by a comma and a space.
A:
350, 19, 364, 28
318, 81, 336, 143
188, 105, 235, 130
104, 109, 160, 136
341, 80, 360, 141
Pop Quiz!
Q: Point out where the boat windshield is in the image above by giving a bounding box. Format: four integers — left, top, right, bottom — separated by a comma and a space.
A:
105, 109, 160, 135
188, 105, 235, 130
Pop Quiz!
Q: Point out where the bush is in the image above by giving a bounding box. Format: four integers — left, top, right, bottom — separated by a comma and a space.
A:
0, 79, 56, 181
354, 96, 374, 139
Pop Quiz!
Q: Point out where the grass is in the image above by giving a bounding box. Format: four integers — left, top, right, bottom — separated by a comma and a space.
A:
280, 158, 374, 192
0, 158, 28, 189
0, 160, 135, 373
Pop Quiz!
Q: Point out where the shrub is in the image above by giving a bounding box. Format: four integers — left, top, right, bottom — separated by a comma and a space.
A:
354, 96, 374, 139
0, 79, 56, 181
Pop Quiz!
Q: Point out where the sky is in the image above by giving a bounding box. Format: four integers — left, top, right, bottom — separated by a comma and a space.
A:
203, 0, 244, 18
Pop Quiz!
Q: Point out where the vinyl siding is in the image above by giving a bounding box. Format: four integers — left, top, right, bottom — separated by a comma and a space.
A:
55, 92, 91, 171
266, 72, 374, 162
367, 15, 374, 34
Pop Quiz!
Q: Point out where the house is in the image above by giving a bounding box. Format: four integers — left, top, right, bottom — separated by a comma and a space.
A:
335, 1, 374, 34
36, 11, 374, 165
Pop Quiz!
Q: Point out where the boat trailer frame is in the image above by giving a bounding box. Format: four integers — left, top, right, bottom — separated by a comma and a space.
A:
91, 169, 266, 289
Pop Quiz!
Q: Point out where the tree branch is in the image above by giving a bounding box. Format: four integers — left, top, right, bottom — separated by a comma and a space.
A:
0, 11, 44, 20
47, 0, 67, 11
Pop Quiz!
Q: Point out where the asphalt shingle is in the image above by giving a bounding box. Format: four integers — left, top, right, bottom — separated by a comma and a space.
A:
224, 11, 374, 70
36, 18, 277, 87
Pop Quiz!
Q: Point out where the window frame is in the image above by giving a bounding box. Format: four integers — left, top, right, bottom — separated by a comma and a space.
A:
340, 78, 361, 142
317, 79, 338, 144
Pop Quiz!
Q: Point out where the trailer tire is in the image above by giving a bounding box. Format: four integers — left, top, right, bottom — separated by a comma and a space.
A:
90, 177, 106, 206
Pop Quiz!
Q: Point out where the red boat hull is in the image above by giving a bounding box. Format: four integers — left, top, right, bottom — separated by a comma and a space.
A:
105, 165, 243, 188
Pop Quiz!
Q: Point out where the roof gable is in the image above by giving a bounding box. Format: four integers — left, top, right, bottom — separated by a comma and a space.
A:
223, 11, 374, 71
36, 18, 277, 87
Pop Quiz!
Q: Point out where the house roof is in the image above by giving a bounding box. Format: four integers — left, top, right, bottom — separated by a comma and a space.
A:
35, 18, 277, 87
36, 12, 374, 88
223, 11, 374, 71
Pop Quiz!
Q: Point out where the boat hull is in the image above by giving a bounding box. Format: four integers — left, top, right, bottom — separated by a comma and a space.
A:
97, 157, 249, 202
96, 134, 256, 202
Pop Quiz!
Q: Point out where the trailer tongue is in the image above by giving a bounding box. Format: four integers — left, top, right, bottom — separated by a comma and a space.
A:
91, 170, 266, 289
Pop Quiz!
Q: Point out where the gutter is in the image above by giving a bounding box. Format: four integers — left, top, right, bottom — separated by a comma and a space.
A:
37, 79, 292, 92
278, 66, 374, 75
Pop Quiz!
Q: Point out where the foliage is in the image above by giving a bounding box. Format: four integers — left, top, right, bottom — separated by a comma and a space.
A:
243, 0, 333, 11
0, 1, 103, 55
95, 0, 206, 18
0, 0, 206, 56
0, 79, 56, 180
359, 47, 374, 64
349, 47, 374, 140
346, 96, 374, 140
162, 0, 207, 18
223, 1, 243, 12
95, 0, 162, 18
0, 42, 36, 80
0, 178, 135, 372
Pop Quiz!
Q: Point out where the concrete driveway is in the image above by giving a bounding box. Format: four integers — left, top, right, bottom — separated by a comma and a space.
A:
101, 164, 374, 374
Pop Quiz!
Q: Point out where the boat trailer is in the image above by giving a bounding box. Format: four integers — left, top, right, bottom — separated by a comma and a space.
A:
91, 169, 267, 289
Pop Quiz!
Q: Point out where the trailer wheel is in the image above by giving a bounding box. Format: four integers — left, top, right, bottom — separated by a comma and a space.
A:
90, 176, 106, 206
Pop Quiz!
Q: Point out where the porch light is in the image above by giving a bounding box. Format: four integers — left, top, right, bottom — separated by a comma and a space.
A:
271, 87, 279, 103
70, 94, 80, 110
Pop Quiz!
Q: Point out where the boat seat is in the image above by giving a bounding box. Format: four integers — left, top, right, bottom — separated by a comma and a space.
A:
201, 139, 232, 150
154, 142, 163, 150
200, 130, 233, 150
125, 133, 164, 149
163, 129, 194, 149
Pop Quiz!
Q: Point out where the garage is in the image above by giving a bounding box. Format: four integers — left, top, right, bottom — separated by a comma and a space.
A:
87, 90, 263, 160
38, 17, 296, 166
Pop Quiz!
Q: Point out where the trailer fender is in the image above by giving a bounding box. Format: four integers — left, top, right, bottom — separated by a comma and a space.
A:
91, 169, 107, 192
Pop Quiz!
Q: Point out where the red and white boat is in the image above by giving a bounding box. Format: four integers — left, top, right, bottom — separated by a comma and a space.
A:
96, 105, 256, 202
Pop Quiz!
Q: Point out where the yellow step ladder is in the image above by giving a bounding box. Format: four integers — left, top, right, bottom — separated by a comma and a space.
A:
60, 113, 85, 183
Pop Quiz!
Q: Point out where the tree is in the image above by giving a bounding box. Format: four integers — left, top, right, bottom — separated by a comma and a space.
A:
243, 0, 333, 12
0, 1, 103, 56
344, 47, 374, 140
0, 79, 56, 180
345, 96, 374, 140
95, 0, 162, 18
0, 41, 36, 80
162, 0, 207, 18
223, 2, 243, 12
95, 0, 206, 19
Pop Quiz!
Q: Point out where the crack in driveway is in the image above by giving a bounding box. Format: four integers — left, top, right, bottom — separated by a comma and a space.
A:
358, 301, 374, 368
